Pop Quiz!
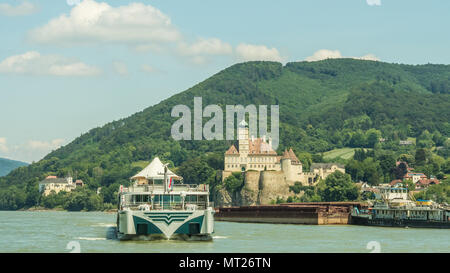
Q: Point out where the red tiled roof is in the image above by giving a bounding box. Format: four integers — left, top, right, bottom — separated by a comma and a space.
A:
288, 148, 300, 163
281, 149, 290, 160
390, 179, 403, 186
225, 145, 238, 155
248, 138, 277, 155
416, 178, 440, 186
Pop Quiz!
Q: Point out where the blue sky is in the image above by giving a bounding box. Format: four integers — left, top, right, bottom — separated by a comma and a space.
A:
0, 0, 449, 162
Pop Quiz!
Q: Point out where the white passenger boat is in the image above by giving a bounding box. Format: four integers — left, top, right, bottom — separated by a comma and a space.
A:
116, 157, 214, 240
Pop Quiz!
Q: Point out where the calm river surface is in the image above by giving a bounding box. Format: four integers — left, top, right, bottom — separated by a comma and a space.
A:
0, 211, 448, 253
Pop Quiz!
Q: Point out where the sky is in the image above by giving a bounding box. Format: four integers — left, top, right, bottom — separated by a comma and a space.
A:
0, 0, 449, 163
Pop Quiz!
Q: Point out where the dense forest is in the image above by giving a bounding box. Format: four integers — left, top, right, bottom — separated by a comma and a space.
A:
0, 59, 449, 210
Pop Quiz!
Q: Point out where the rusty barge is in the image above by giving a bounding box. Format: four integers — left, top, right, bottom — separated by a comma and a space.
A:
215, 202, 367, 225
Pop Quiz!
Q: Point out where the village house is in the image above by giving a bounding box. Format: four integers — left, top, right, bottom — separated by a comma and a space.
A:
38, 176, 84, 196
403, 172, 427, 183
415, 178, 440, 189
390, 179, 404, 187
389, 172, 440, 191
39, 176, 75, 196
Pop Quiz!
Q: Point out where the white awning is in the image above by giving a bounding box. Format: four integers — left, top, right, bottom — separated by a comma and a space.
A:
130, 157, 181, 180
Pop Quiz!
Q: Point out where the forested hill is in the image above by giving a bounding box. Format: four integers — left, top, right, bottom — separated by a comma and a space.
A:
0, 158, 28, 177
1, 59, 449, 209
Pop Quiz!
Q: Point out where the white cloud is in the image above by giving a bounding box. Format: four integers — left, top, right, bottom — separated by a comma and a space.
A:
354, 54, 380, 61
0, 138, 66, 163
305, 49, 342, 62
176, 38, 233, 65
178, 38, 233, 56
0, 138, 8, 153
113, 61, 128, 76
366, 0, 381, 6
0, 51, 101, 76
27, 0, 285, 66
0, 1, 38, 16
305, 49, 379, 62
29, 0, 181, 46
27, 139, 65, 151
141, 64, 160, 74
235, 44, 283, 62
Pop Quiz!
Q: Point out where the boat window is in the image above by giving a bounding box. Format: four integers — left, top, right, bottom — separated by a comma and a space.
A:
198, 195, 206, 202
154, 195, 160, 203
133, 195, 150, 203
186, 195, 198, 203
154, 179, 163, 184
172, 195, 181, 203
162, 195, 171, 209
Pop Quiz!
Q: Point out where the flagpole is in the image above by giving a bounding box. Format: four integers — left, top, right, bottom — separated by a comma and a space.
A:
163, 163, 169, 193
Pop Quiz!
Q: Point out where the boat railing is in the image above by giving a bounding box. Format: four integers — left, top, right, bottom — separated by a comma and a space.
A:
122, 201, 213, 211
126, 184, 209, 193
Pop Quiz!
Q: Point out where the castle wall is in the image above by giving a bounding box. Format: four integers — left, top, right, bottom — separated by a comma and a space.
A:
244, 170, 260, 193
238, 171, 261, 206
259, 170, 293, 205
222, 170, 233, 182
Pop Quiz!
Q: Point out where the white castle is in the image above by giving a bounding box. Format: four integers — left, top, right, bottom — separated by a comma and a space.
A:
223, 120, 345, 186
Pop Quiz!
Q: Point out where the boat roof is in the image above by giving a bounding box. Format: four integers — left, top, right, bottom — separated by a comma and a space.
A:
130, 157, 181, 180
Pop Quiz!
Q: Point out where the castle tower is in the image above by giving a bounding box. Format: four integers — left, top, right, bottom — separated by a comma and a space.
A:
238, 119, 249, 155
281, 149, 292, 178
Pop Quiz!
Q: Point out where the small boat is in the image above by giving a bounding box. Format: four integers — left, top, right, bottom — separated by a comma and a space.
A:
116, 157, 214, 240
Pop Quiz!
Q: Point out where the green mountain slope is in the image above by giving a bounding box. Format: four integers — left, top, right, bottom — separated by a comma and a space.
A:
1, 59, 449, 209
0, 158, 28, 177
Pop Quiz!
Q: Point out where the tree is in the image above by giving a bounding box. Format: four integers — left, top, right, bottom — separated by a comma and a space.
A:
377, 153, 396, 182
393, 162, 408, 179
415, 149, 427, 166
402, 179, 415, 192
223, 172, 243, 193
366, 129, 382, 148
353, 149, 367, 162
349, 131, 367, 148
398, 154, 415, 165
362, 158, 382, 185
177, 157, 216, 185
320, 171, 359, 201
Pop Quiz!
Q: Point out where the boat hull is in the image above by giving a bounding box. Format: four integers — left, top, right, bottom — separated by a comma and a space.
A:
116, 208, 214, 241
351, 215, 450, 229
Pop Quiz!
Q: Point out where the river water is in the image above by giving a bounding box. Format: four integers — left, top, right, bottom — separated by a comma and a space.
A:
0, 211, 448, 253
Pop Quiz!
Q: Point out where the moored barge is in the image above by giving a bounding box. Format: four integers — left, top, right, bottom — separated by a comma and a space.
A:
351, 187, 450, 229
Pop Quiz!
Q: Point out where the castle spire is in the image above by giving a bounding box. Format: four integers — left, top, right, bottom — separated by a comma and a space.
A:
238, 119, 248, 128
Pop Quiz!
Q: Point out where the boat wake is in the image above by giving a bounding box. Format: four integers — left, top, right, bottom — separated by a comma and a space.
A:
92, 223, 116, 227
212, 236, 228, 239
76, 237, 107, 241
106, 226, 118, 240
